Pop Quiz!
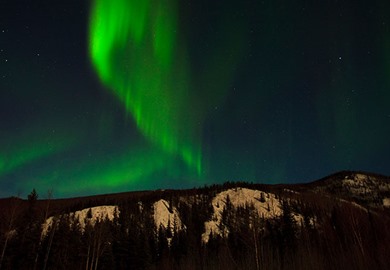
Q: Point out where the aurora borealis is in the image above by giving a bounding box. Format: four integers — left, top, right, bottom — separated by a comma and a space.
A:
89, 0, 201, 173
1, 0, 390, 198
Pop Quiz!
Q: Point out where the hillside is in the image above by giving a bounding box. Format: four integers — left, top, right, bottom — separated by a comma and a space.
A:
0, 171, 390, 269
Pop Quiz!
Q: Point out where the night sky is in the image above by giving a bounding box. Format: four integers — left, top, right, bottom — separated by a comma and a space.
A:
1, 0, 390, 198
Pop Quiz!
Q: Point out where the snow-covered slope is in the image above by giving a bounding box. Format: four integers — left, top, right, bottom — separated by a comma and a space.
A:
313, 172, 390, 207
153, 199, 184, 232
383, 198, 390, 207
42, 205, 118, 236
202, 188, 283, 243
342, 173, 390, 195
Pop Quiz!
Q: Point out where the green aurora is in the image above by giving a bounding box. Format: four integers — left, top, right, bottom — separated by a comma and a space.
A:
89, 0, 202, 174
1, 0, 389, 198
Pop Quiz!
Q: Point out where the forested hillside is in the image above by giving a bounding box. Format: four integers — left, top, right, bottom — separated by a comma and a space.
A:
1, 171, 390, 269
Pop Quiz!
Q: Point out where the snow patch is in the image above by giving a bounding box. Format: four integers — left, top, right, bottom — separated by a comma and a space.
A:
153, 199, 184, 232
284, 189, 300, 195
341, 174, 390, 200
202, 188, 283, 243
42, 205, 118, 236
4, 229, 17, 239
383, 198, 390, 207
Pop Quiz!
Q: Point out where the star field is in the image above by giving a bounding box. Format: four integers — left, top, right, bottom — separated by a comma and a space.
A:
1, 0, 390, 198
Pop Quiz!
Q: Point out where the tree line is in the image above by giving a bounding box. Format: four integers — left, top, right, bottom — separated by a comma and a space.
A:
1, 187, 390, 269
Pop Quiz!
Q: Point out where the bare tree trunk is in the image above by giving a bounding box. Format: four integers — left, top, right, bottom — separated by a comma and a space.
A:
0, 236, 9, 270
93, 222, 103, 270
253, 227, 260, 270
93, 248, 100, 270
42, 218, 57, 270
90, 237, 96, 270
33, 190, 53, 270
0, 195, 20, 270
350, 211, 365, 257
85, 244, 90, 270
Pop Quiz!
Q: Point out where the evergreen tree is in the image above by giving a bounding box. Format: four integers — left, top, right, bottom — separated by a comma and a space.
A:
28, 189, 38, 202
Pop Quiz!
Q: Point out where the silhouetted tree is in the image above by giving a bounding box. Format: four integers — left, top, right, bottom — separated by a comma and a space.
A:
28, 189, 38, 202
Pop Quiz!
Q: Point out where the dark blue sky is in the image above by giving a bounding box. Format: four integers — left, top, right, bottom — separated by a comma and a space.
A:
1, 0, 390, 198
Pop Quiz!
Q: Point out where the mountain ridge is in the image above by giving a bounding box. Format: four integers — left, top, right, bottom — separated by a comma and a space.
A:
1, 170, 390, 269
